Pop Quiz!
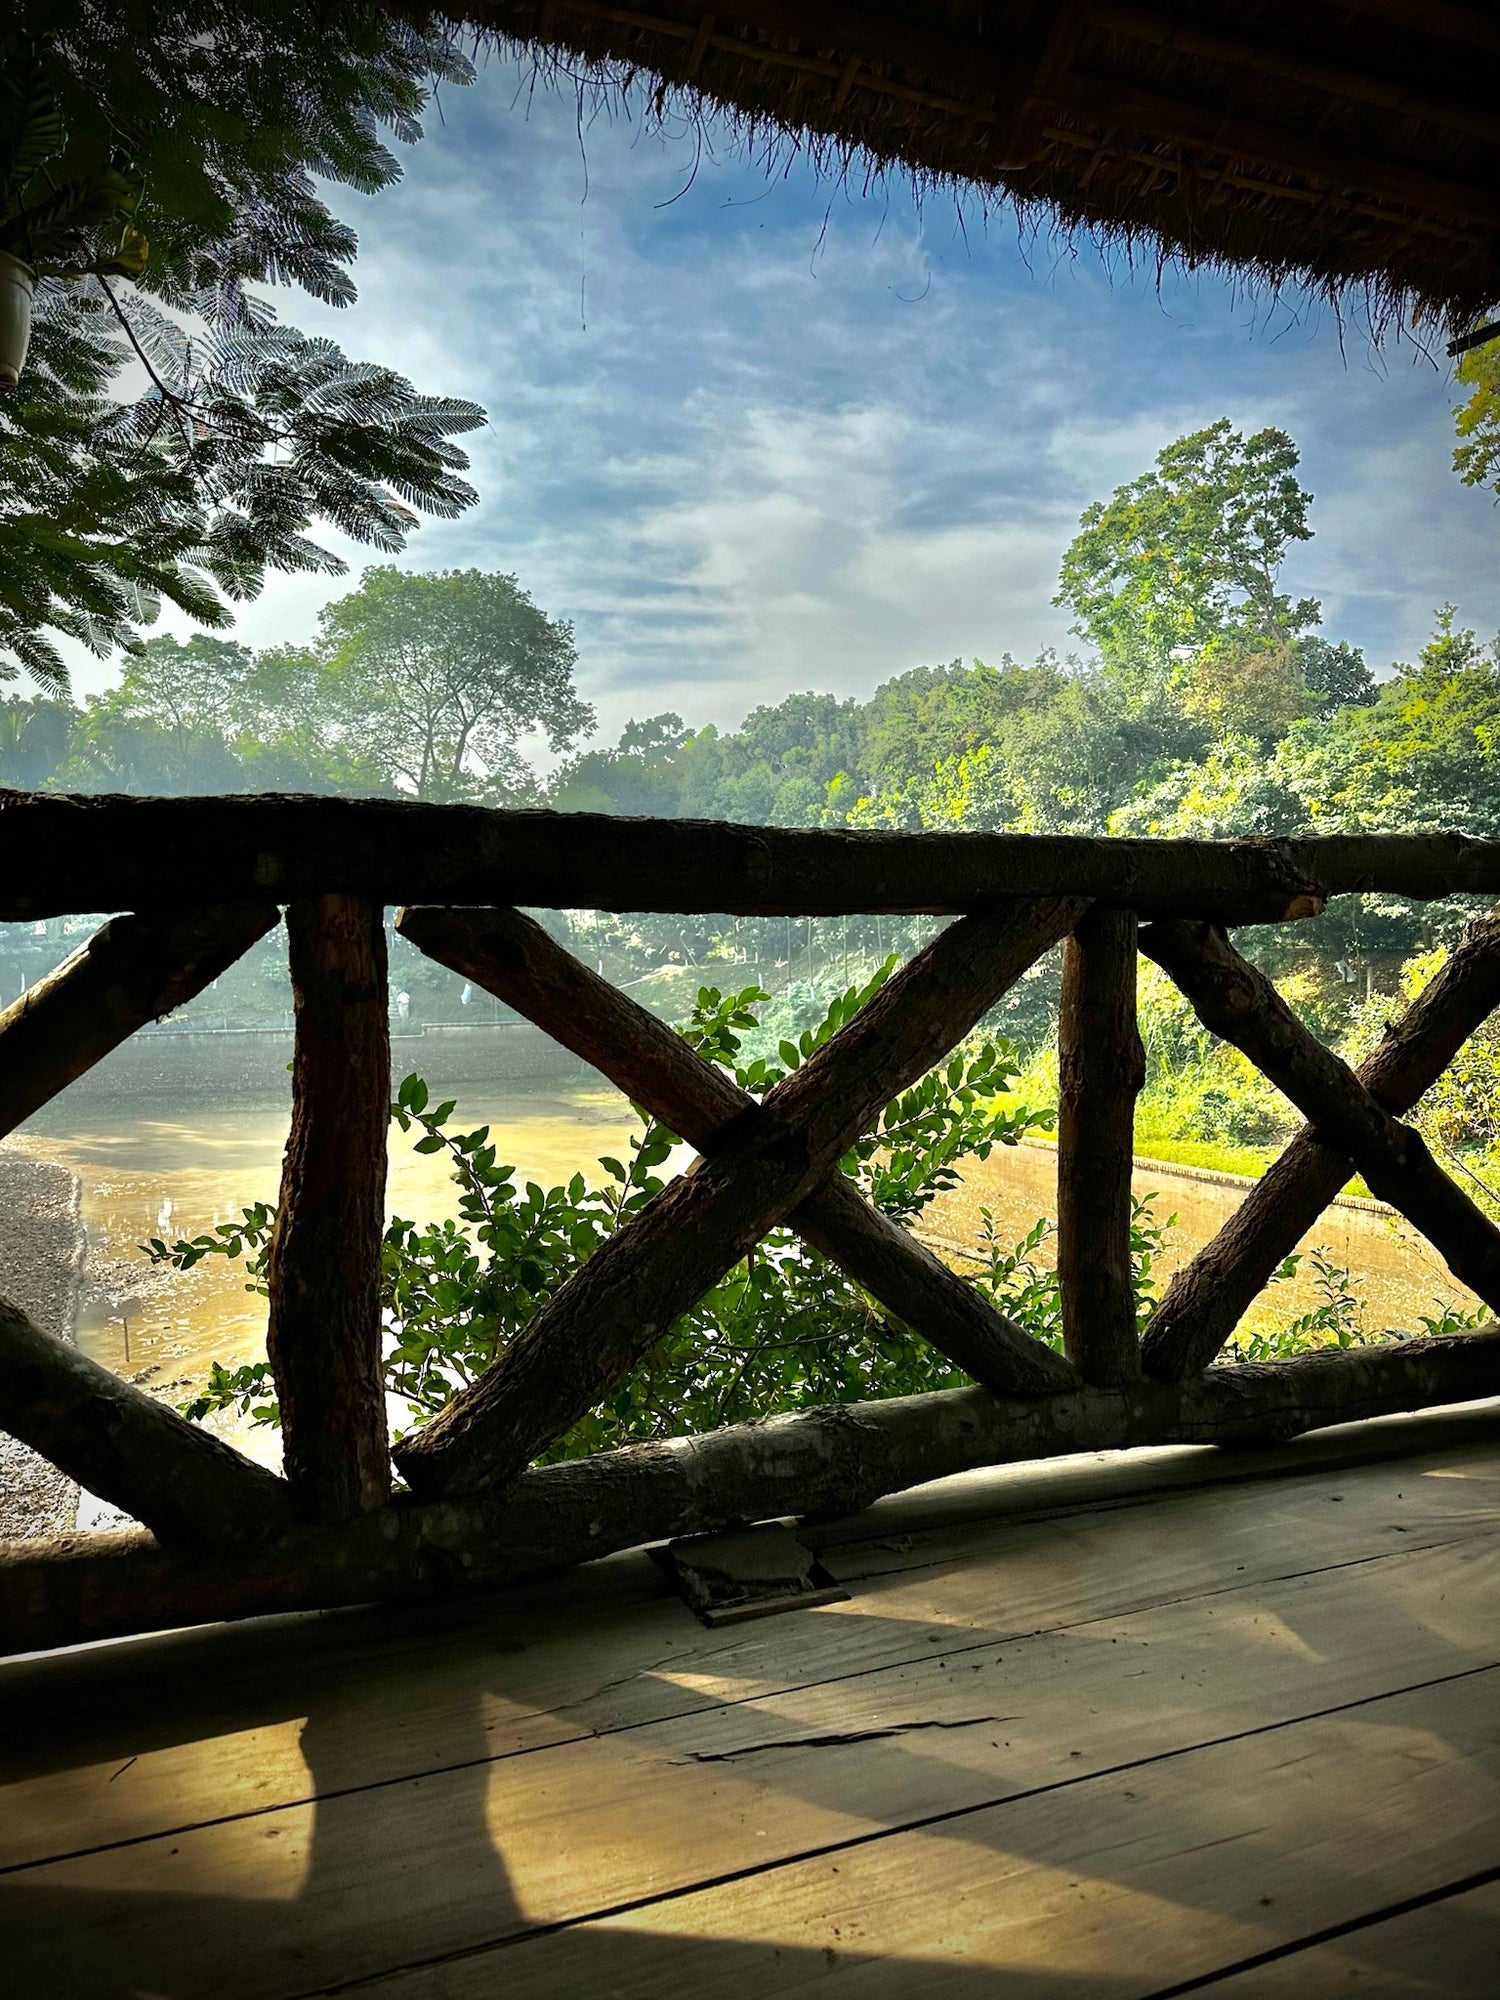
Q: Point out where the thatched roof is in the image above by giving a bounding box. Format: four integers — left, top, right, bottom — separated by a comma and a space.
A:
416, 1, 1500, 340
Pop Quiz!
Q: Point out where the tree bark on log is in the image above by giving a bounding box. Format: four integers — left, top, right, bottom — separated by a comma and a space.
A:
1141, 920, 1500, 1321
1143, 911, 1500, 1381
266, 895, 391, 1522
0, 1294, 295, 1548
393, 897, 1088, 1499
0, 792, 1329, 923
0, 903, 278, 1138
5, 1329, 1498, 1656
396, 904, 1076, 1399
1058, 909, 1145, 1385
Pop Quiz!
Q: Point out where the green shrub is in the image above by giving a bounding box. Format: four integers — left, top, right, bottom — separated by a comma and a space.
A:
164, 965, 1062, 1459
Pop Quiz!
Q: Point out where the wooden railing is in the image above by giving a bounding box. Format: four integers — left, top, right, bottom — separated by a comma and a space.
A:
3, 793, 1500, 1655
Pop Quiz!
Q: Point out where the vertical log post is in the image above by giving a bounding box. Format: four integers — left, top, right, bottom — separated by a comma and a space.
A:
266, 896, 391, 1522
1058, 908, 1145, 1385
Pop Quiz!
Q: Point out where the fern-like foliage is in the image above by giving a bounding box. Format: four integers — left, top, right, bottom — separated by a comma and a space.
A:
1, 6, 485, 686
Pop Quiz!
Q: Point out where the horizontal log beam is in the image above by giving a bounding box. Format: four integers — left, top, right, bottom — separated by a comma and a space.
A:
0, 792, 1338, 922
5, 1330, 1498, 1656
0, 1295, 296, 1549
1143, 910, 1500, 1381
0, 903, 279, 1137
1141, 920, 1500, 1319
393, 897, 1087, 1498
395, 905, 1075, 1398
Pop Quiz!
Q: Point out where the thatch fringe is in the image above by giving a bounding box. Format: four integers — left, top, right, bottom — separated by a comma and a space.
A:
393, 1, 1500, 341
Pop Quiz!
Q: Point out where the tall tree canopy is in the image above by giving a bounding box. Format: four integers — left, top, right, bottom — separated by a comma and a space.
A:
1453, 337, 1500, 497
316, 566, 595, 801
1053, 420, 1371, 736
0, 8, 485, 688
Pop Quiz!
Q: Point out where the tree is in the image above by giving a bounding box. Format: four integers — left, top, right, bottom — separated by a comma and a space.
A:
1056, 421, 1320, 679
0, 13, 485, 688
1175, 633, 1311, 745
107, 634, 254, 740
1297, 634, 1377, 716
0, 693, 74, 787
316, 567, 595, 801
552, 712, 692, 816
1453, 336, 1500, 495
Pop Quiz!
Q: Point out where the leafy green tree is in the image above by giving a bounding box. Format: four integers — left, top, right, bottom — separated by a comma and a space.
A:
1056, 420, 1320, 678
677, 690, 863, 825
1175, 633, 1311, 745
1113, 606, 1500, 970
57, 689, 246, 794
104, 634, 254, 740
1453, 336, 1500, 495
551, 712, 691, 816
1296, 634, 1376, 716
857, 656, 1062, 794
0, 12, 484, 687
46, 630, 387, 795
316, 567, 595, 801
0, 693, 74, 787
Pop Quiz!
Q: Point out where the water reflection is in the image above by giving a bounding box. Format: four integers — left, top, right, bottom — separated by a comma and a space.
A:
12, 1081, 637, 1469
7, 1058, 1483, 1477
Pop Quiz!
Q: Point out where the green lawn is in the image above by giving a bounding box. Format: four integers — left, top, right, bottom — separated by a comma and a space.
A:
1129, 1131, 1277, 1180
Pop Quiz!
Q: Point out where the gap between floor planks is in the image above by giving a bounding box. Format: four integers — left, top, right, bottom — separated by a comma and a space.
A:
5, 1430, 1499, 1875
1168, 1872, 1500, 1996
341, 1668, 1500, 2000
5, 1491, 1500, 1998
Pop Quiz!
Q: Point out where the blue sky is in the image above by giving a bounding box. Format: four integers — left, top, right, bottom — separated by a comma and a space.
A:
99, 56, 1500, 743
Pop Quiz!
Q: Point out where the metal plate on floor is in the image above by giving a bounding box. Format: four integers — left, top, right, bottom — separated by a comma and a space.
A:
660, 1522, 851, 1626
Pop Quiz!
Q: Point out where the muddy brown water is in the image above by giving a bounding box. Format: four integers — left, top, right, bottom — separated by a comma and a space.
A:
926, 1145, 1482, 1346
7, 1027, 1482, 1474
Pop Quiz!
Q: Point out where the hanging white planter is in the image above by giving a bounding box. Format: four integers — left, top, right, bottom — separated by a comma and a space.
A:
0, 251, 37, 391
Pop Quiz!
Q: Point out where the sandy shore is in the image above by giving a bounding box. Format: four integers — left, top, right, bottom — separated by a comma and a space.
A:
0, 1145, 86, 1539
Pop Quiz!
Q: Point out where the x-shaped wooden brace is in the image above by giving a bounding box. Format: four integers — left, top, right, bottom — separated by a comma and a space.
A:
1139, 913, 1500, 1382
392, 898, 1087, 1497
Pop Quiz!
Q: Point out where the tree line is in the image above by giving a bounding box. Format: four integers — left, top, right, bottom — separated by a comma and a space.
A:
9, 419, 1498, 982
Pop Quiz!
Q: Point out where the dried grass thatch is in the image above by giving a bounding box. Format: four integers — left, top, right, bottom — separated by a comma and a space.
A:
397, 0, 1500, 341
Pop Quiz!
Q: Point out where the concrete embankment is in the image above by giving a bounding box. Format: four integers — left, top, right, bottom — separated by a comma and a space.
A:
0, 1147, 86, 1539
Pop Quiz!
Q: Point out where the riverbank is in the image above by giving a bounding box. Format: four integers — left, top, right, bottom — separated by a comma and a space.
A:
0, 1146, 86, 1539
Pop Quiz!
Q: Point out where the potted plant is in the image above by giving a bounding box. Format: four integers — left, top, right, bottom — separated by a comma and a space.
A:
0, 38, 148, 390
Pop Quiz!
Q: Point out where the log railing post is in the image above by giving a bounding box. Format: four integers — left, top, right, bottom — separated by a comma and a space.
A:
266, 895, 391, 1522
1058, 908, 1145, 1384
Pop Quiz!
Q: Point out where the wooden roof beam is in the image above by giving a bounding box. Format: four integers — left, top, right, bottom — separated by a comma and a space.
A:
1068, 70, 1500, 229
533, 0, 1499, 227
1089, 4, 1500, 148
1346, 0, 1500, 58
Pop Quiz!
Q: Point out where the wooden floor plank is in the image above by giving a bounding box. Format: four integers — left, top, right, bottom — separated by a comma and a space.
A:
348, 1670, 1500, 2000
5, 1439, 1496, 1874
1193, 1877, 1500, 1995
4, 1534, 1498, 2000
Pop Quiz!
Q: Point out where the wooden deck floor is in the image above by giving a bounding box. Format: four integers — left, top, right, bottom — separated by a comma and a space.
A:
5, 1404, 1500, 1998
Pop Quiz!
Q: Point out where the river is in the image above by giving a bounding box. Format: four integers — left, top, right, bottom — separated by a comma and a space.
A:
6, 1025, 1482, 1474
